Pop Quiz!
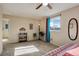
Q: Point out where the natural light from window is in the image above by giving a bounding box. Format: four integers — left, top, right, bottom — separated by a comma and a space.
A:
2, 39, 8, 43
14, 45, 39, 56
50, 16, 60, 31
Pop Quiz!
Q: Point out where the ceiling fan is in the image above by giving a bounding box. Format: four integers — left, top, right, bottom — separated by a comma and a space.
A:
36, 3, 52, 10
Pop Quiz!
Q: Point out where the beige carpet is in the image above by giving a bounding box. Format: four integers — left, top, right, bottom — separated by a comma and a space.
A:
1, 40, 58, 56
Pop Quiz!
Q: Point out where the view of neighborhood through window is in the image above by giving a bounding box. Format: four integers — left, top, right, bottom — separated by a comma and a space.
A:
50, 16, 60, 31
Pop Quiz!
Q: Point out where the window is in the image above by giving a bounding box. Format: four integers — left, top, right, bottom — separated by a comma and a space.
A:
50, 16, 60, 31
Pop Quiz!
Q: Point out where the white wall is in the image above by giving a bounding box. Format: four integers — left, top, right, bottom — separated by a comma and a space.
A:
40, 18, 46, 33
40, 18, 46, 41
50, 6, 79, 46
0, 6, 3, 54
3, 15, 39, 43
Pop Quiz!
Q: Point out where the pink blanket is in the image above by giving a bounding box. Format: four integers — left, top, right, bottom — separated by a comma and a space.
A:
64, 47, 79, 56
44, 43, 79, 56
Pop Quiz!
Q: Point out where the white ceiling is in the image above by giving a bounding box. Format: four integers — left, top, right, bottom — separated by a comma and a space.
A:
1, 3, 79, 19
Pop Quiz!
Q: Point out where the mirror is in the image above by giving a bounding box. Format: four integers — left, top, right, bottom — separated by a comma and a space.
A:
68, 18, 78, 41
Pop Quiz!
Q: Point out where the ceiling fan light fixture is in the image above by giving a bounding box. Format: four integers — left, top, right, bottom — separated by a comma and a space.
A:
43, 3, 48, 6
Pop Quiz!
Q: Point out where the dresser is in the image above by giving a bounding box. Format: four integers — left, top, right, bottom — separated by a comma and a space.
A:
18, 33, 27, 42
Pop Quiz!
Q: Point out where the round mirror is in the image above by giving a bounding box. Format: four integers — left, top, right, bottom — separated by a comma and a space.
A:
68, 18, 78, 41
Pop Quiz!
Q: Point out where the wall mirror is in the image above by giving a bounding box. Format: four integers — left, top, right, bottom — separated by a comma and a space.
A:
68, 18, 78, 41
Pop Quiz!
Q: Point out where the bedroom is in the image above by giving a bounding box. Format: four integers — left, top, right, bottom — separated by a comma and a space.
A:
0, 3, 79, 56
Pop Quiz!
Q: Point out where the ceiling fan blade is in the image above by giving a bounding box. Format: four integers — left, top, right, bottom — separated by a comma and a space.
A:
36, 3, 42, 10
47, 4, 52, 9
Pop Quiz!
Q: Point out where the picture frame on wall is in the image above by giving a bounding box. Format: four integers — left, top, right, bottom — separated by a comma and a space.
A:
29, 24, 33, 30
5, 24, 8, 29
